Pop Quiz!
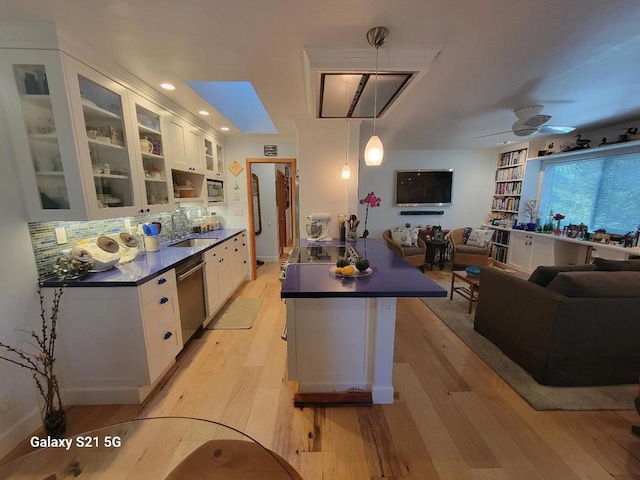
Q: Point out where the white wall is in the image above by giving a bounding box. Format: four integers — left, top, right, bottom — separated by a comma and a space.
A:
295, 119, 360, 239
219, 135, 297, 230
356, 149, 497, 238
0, 119, 43, 458
252, 163, 279, 262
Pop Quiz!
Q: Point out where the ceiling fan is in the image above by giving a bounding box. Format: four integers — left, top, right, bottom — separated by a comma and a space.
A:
475, 105, 575, 138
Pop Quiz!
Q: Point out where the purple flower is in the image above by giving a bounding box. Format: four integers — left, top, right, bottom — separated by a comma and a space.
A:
359, 192, 381, 208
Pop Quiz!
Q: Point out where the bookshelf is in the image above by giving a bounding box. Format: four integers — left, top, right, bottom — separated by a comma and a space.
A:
491, 148, 527, 221
489, 147, 528, 264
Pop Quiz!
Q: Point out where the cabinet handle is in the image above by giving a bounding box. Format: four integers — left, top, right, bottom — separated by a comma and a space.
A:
160, 297, 169, 304
234, 248, 238, 252
163, 332, 173, 340
139, 209, 144, 214
157, 277, 167, 285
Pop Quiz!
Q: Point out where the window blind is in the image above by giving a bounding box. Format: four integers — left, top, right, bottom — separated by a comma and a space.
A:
539, 152, 640, 234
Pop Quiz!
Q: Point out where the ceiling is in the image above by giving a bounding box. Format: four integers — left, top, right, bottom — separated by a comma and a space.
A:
3, 0, 640, 150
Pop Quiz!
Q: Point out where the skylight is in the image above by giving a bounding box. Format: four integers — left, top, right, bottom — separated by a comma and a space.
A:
186, 81, 278, 134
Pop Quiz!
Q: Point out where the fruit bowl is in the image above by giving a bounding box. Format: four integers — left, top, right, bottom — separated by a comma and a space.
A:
329, 266, 373, 277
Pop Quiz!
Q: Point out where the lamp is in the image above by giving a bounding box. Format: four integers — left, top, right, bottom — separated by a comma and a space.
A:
364, 26, 388, 166
341, 79, 351, 180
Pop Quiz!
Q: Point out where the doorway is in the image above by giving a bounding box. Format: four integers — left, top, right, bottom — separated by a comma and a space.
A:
246, 158, 297, 280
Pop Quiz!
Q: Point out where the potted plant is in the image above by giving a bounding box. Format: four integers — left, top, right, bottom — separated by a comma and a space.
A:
523, 199, 538, 231
0, 285, 66, 438
359, 192, 381, 238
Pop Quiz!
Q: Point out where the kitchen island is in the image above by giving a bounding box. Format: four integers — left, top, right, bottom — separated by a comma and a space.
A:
280, 238, 446, 405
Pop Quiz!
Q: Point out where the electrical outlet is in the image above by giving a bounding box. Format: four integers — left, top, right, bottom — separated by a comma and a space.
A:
54, 227, 67, 245
124, 218, 132, 230
0, 391, 14, 413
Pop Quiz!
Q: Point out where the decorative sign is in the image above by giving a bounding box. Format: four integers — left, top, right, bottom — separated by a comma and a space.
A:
228, 160, 243, 177
264, 145, 278, 156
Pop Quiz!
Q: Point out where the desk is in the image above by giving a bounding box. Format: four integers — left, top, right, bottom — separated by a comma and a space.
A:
425, 240, 448, 270
0, 417, 301, 479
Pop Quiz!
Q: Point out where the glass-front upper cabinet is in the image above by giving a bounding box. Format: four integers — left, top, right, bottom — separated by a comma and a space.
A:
215, 141, 225, 177
0, 50, 87, 221
13, 64, 68, 210
204, 136, 214, 174
128, 93, 172, 213
66, 57, 141, 218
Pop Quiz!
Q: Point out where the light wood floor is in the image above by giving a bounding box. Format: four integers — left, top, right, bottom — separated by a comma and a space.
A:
3, 262, 640, 479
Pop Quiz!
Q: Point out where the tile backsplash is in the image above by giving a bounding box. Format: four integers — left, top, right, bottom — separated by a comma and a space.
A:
29, 207, 223, 279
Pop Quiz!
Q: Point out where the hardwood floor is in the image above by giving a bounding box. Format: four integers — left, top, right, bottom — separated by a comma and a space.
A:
3, 262, 639, 479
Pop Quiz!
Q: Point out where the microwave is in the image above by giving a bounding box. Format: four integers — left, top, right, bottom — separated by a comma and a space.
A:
206, 179, 224, 203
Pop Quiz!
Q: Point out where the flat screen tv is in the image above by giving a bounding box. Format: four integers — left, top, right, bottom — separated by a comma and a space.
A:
394, 169, 454, 207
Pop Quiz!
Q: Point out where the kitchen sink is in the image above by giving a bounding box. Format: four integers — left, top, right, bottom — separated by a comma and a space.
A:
169, 238, 218, 248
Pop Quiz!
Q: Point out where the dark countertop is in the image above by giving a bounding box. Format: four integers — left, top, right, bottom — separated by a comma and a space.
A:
42, 229, 245, 288
281, 238, 447, 298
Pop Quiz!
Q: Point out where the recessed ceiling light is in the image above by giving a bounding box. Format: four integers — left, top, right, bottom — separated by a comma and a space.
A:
220, 127, 230, 131
160, 83, 175, 91
198, 110, 210, 116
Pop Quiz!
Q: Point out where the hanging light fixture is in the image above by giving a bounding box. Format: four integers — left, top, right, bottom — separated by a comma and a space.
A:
341, 78, 351, 180
364, 26, 388, 166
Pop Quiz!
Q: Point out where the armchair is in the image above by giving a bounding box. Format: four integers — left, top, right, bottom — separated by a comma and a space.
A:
448, 227, 493, 268
383, 229, 426, 269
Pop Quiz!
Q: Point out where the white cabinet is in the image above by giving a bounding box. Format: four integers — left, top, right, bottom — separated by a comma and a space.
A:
163, 114, 204, 173
128, 93, 173, 214
63, 56, 145, 219
203, 232, 248, 325
53, 270, 183, 404
0, 49, 175, 220
508, 231, 555, 273
230, 232, 249, 287
204, 244, 223, 322
0, 50, 91, 221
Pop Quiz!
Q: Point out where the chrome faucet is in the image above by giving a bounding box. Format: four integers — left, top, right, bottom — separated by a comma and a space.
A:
171, 207, 190, 241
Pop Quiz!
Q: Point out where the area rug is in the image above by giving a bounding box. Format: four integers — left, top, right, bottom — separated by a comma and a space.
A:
419, 286, 636, 411
207, 297, 262, 330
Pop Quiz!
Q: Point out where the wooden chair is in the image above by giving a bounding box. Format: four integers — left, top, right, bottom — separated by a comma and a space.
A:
447, 227, 493, 268
382, 229, 426, 270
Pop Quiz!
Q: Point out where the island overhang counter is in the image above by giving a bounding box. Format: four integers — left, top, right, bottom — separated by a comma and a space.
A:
280, 239, 446, 406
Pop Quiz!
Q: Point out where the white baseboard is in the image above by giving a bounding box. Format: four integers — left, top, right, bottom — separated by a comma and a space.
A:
0, 407, 41, 459
257, 256, 279, 263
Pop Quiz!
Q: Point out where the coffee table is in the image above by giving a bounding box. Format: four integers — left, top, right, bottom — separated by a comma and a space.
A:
450, 270, 480, 313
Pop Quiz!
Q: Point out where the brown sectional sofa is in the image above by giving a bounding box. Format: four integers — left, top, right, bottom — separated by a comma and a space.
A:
473, 259, 640, 386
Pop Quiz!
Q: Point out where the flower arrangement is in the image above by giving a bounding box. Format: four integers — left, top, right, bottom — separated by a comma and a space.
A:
0, 286, 66, 437
553, 213, 565, 234
359, 192, 381, 238
523, 199, 539, 224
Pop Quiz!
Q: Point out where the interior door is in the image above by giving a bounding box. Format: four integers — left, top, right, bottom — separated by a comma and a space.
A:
276, 170, 287, 256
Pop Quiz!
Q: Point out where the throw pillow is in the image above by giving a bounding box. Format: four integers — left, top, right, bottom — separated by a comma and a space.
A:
465, 229, 494, 248
547, 271, 640, 297
528, 264, 598, 287
593, 258, 640, 271
391, 228, 413, 247
461, 227, 473, 244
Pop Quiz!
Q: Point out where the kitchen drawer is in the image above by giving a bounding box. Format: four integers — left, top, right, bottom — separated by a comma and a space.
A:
139, 269, 177, 306
147, 319, 182, 384
141, 288, 179, 344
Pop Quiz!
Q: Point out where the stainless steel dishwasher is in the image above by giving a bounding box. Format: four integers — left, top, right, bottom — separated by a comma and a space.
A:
175, 254, 207, 345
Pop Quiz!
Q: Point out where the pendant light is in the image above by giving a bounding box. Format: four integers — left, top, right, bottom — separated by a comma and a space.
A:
341, 79, 352, 180
364, 26, 388, 166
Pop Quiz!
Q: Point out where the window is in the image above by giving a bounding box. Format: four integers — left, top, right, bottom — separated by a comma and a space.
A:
538, 152, 640, 234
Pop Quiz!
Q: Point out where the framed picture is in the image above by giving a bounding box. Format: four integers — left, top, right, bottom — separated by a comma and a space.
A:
593, 232, 611, 244
434, 231, 445, 241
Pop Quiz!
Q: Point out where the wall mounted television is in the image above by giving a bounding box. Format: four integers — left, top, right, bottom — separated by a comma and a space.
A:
394, 169, 454, 206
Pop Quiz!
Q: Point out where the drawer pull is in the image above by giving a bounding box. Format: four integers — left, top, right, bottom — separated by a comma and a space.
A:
157, 277, 167, 285
164, 332, 173, 340
160, 297, 169, 304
